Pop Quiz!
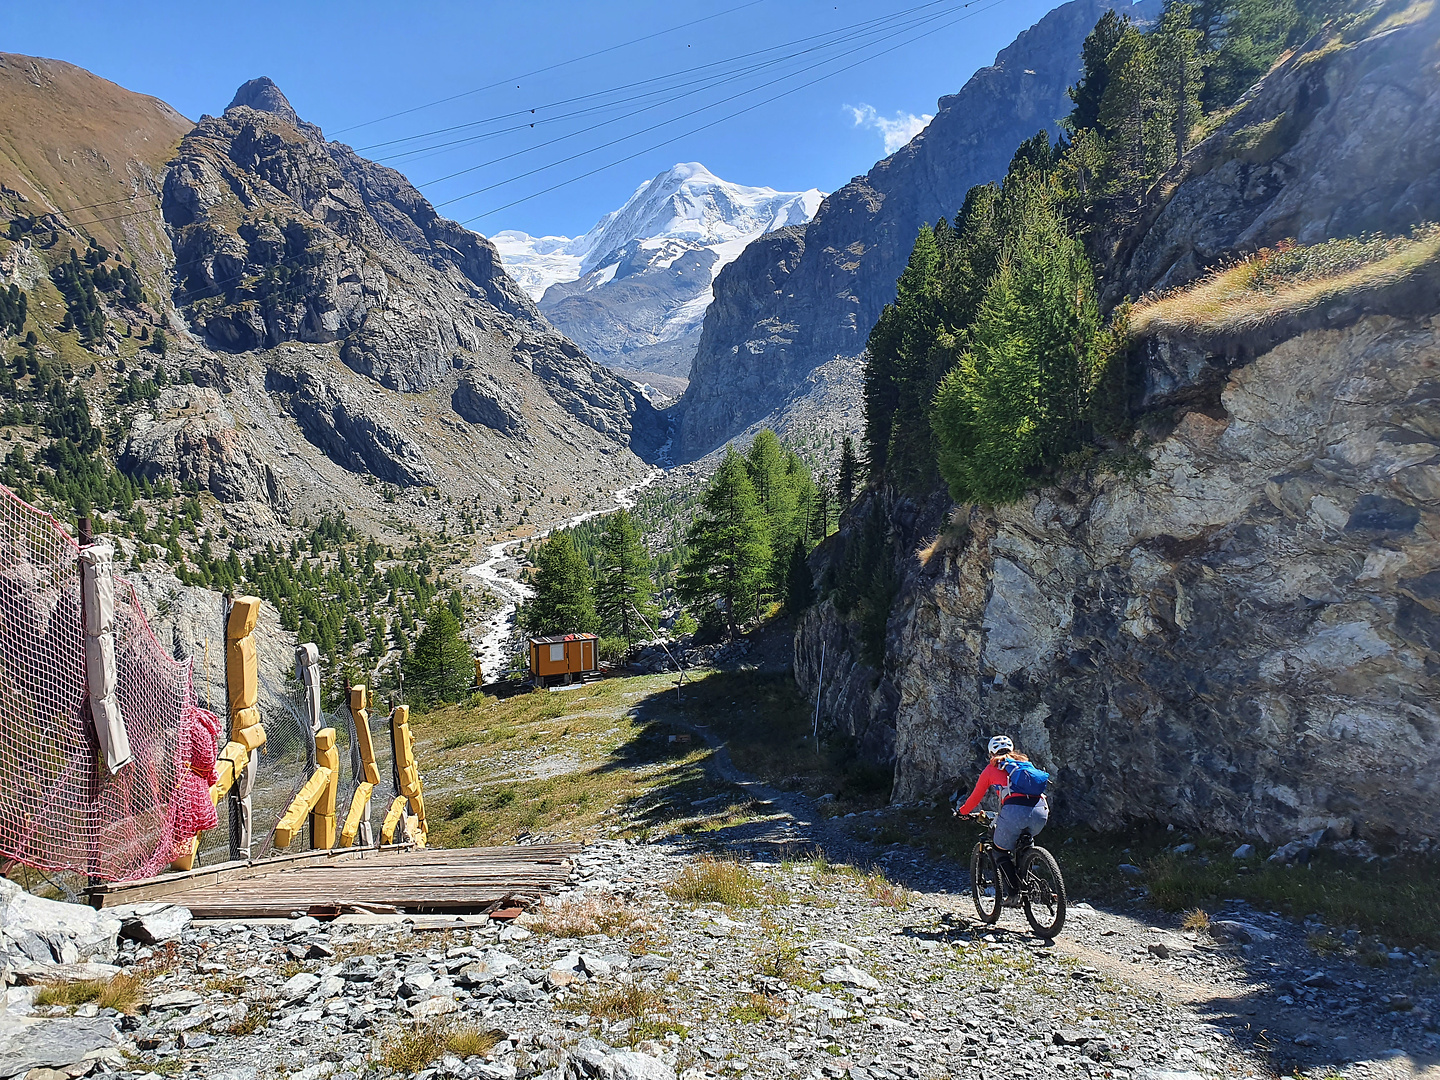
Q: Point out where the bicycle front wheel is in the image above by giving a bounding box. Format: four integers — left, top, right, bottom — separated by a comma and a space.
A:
970, 843, 1002, 924
1019, 845, 1067, 939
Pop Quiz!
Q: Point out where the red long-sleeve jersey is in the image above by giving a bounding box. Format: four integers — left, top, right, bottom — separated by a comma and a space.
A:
959, 759, 1016, 815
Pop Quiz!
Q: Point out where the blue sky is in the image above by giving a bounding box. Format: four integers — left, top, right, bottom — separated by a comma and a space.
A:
3, 0, 1066, 238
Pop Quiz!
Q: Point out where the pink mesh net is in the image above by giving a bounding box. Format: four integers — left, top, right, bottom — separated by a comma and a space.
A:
0, 484, 220, 881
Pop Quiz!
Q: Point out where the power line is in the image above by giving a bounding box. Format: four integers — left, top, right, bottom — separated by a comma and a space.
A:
53, 0, 961, 234
436, 0, 992, 211
355, 0, 958, 156
56, 0, 1012, 241
374, 0, 964, 175
459, 0, 1013, 224
329, 0, 771, 136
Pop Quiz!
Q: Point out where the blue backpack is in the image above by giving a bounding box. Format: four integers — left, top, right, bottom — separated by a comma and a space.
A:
1001, 757, 1050, 797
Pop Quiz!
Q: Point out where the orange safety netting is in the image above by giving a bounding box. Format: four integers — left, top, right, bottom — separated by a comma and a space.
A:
0, 483, 219, 881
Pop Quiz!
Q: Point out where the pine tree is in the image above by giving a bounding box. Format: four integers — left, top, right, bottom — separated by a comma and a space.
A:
1156, 2, 1207, 161
1098, 27, 1167, 194
1066, 9, 1132, 135
594, 509, 656, 644
838, 436, 858, 510
744, 429, 815, 593
932, 182, 1100, 504
520, 533, 597, 636
677, 449, 771, 639
402, 603, 472, 704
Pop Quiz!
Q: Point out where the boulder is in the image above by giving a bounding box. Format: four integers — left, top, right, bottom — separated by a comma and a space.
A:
820, 964, 881, 992
0, 879, 120, 964
1209, 920, 1277, 945
110, 902, 192, 945
560, 1038, 676, 1080
0, 1015, 117, 1078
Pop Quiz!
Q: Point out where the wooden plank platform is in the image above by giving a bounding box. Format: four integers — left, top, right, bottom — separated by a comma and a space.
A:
91, 843, 580, 918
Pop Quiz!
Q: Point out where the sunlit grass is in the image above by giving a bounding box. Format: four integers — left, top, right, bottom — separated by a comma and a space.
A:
666, 856, 781, 907
539, 894, 659, 938
1130, 224, 1440, 335
35, 973, 143, 1014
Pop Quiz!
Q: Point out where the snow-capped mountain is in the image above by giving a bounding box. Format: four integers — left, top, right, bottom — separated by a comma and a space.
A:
490, 163, 823, 382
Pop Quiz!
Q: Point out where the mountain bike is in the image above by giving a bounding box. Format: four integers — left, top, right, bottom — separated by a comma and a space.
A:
964, 808, 1067, 939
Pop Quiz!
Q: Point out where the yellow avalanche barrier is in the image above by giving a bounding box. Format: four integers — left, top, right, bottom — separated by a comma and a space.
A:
274, 727, 339, 849
339, 685, 379, 847
172, 594, 266, 872
388, 705, 427, 846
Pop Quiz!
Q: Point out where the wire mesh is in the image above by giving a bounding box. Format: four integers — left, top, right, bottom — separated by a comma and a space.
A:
0, 485, 213, 881
196, 677, 399, 865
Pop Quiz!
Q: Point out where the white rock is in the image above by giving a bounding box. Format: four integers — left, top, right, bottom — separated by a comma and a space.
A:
409, 995, 457, 1019
109, 902, 193, 945
281, 972, 321, 1001
149, 989, 203, 1010
0, 878, 121, 962
804, 939, 861, 962
821, 964, 880, 992
1232, 844, 1255, 859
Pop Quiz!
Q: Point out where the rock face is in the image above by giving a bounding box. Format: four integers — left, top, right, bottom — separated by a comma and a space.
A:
264, 366, 436, 488
676, 0, 1158, 459
0, 876, 121, 967
119, 386, 285, 505
794, 7, 1440, 849
801, 289, 1440, 847
160, 77, 663, 472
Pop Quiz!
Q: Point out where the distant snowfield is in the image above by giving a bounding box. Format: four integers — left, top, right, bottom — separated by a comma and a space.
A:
489, 162, 823, 302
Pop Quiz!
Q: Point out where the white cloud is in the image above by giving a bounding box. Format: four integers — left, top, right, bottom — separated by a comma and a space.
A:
846, 103, 933, 154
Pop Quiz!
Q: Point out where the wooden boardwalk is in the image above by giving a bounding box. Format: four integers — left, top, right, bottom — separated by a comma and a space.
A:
90, 843, 579, 918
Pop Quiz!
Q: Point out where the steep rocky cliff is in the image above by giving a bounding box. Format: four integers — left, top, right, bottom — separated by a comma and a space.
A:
676, 0, 1159, 459
795, 5, 1440, 849
162, 79, 663, 464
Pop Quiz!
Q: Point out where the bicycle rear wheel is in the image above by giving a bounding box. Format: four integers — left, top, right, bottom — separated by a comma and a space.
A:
1019, 846, 1067, 939
970, 843, 1002, 924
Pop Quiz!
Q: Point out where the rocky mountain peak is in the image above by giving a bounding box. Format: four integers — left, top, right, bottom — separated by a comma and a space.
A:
225, 76, 322, 140
226, 77, 295, 121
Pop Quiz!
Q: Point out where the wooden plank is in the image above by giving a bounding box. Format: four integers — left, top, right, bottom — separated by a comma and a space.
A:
103, 843, 581, 917
90, 844, 418, 907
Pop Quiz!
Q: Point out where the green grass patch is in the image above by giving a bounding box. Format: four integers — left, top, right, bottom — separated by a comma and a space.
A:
35, 974, 143, 1014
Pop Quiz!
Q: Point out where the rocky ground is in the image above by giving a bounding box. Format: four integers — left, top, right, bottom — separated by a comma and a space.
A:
5, 796, 1437, 1080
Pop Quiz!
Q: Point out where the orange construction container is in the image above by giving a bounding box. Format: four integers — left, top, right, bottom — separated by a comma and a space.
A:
529, 633, 600, 684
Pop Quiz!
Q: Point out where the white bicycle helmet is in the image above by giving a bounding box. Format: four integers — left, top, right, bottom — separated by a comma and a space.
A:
987, 734, 1014, 756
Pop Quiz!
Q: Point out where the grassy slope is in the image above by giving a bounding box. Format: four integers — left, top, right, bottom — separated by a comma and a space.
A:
1130, 225, 1440, 336
0, 52, 190, 272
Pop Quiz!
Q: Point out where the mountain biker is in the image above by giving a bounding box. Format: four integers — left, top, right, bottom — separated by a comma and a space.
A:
954, 735, 1049, 903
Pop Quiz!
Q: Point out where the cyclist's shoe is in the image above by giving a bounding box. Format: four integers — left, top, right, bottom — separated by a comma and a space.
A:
1003, 892, 1024, 909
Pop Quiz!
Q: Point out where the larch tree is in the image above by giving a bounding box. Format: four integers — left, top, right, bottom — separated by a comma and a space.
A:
402, 603, 472, 705
594, 509, 656, 644
678, 449, 771, 638
520, 532, 597, 636
838, 436, 859, 510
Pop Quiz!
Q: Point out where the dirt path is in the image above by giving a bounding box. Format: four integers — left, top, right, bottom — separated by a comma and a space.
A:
674, 716, 1440, 1080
